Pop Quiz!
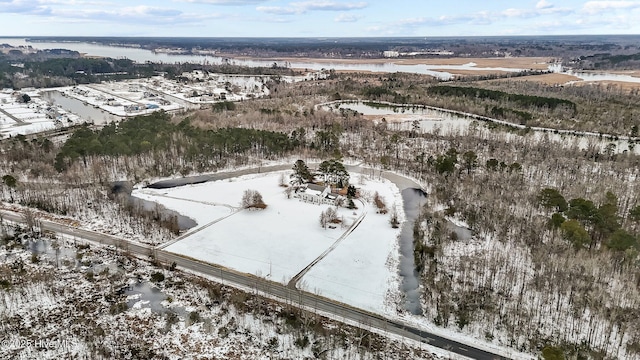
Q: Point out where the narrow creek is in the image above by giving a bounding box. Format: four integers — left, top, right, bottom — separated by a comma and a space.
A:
398, 188, 427, 315
111, 180, 197, 231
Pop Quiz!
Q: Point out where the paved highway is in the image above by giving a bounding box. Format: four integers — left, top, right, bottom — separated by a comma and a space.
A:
1, 211, 512, 360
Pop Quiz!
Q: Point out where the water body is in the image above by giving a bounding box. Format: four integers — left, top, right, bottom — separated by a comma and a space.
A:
146, 164, 297, 189
568, 71, 640, 84
147, 175, 212, 189
398, 188, 427, 315
327, 100, 640, 154
5, 38, 640, 82
446, 221, 473, 241
26, 238, 77, 263
0, 38, 526, 79
125, 281, 187, 318
323, 101, 469, 133
111, 181, 197, 231
42, 90, 121, 125
548, 63, 640, 84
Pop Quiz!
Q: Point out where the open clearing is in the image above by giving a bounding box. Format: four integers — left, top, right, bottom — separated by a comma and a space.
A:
485, 72, 581, 85
230, 55, 552, 70
485, 72, 640, 90
571, 80, 640, 91
392, 56, 552, 69
133, 170, 403, 313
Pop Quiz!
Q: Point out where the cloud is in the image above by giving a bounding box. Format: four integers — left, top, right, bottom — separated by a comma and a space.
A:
582, 1, 640, 14
255, 6, 298, 15
367, 2, 574, 36
334, 13, 361, 22
0, 0, 53, 15
0, 0, 224, 25
501, 2, 571, 19
536, 0, 553, 9
257, 1, 367, 15
38, 0, 111, 4
50, 5, 223, 25
502, 8, 531, 18
0, 0, 111, 17
295, 0, 367, 11
176, 0, 267, 4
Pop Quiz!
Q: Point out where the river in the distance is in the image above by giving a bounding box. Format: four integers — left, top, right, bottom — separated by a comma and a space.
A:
0, 38, 454, 78
0, 38, 538, 80
4, 38, 640, 83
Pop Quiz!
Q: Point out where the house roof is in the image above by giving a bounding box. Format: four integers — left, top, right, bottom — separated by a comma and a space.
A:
306, 184, 326, 192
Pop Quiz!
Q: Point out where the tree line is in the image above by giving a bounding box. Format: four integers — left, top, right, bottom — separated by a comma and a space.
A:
427, 85, 577, 114
539, 188, 640, 252
54, 112, 298, 172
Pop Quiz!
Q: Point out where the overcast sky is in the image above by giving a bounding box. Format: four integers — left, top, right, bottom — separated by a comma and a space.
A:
1, 0, 640, 37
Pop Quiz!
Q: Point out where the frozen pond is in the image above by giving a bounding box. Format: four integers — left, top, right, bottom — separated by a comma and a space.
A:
125, 281, 188, 318
111, 180, 197, 231
567, 71, 640, 84
323, 100, 470, 133
322, 100, 640, 155
549, 63, 640, 84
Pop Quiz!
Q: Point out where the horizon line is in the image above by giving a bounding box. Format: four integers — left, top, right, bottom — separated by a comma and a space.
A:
3, 34, 640, 39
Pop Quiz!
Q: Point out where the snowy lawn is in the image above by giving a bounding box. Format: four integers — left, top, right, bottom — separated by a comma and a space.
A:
133, 171, 403, 315
131, 190, 233, 227
303, 176, 403, 313
1, 122, 57, 137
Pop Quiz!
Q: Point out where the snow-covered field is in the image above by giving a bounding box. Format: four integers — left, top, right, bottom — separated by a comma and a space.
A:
126, 170, 532, 359
132, 170, 403, 314
303, 176, 403, 312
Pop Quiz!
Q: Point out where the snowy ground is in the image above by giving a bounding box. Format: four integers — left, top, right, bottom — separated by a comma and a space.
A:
50, 73, 273, 118
132, 169, 532, 359
0, 227, 438, 360
0, 71, 274, 136
132, 170, 403, 314
0, 92, 58, 137
302, 176, 403, 312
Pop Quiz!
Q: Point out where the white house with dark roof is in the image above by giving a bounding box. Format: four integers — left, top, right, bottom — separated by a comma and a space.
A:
295, 184, 343, 206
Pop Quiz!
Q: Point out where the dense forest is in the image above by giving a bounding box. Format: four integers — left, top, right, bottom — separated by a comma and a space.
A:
54, 112, 297, 172
575, 52, 640, 70
427, 85, 577, 114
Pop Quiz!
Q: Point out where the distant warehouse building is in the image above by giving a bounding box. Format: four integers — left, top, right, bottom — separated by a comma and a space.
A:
383, 51, 400, 58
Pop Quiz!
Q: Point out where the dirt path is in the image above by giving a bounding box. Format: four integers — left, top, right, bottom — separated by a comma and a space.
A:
287, 198, 367, 289
0, 107, 26, 124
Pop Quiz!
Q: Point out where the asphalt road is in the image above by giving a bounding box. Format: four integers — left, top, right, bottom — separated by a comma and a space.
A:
1, 210, 512, 360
